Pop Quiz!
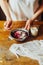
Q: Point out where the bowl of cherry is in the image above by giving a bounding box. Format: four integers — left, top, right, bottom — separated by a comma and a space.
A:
10, 28, 29, 41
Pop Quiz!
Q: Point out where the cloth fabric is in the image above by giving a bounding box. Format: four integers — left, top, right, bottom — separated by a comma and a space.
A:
9, 0, 39, 21
9, 40, 43, 65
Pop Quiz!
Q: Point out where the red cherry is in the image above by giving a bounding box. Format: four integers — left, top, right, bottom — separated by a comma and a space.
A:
14, 31, 21, 38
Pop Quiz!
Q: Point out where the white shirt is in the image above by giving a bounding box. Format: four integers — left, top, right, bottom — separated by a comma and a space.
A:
9, 0, 39, 21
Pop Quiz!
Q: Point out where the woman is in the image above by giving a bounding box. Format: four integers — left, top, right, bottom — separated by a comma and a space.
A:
0, 0, 43, 30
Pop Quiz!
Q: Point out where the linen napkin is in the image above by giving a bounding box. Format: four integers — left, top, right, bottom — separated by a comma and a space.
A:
9, 40, 43, 65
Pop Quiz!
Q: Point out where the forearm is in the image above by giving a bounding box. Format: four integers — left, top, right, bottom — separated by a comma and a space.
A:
0, 0, 12, 21
30, 6, 43, 23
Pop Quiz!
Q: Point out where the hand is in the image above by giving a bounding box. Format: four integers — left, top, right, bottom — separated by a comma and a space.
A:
25, 19, 32, 30
4, 20, 12, 30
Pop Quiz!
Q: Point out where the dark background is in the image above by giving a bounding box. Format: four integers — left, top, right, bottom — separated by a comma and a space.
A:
0, 7, 6, 20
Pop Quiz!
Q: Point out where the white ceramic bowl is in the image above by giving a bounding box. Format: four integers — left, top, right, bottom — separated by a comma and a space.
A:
30, 27, 39, 36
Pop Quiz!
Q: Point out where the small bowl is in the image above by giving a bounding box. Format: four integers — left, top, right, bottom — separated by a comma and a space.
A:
10, 28, 29, 41
30, 26, 39, 36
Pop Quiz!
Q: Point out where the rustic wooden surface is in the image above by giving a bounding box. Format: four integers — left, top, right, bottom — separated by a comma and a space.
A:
0, 21, 43, 65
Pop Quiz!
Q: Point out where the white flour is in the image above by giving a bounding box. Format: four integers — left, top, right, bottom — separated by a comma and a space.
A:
9, 40, 43, 65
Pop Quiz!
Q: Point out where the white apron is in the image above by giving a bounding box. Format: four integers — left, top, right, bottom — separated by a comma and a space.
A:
9, 0, 39, 21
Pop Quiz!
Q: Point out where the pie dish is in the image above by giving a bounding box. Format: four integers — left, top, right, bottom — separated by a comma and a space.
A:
10, 28, 29, 41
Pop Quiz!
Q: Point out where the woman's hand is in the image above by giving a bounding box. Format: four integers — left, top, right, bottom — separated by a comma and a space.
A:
25, 19, 33, 30
4, 20, 12, 30
25, 20, 31, 30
